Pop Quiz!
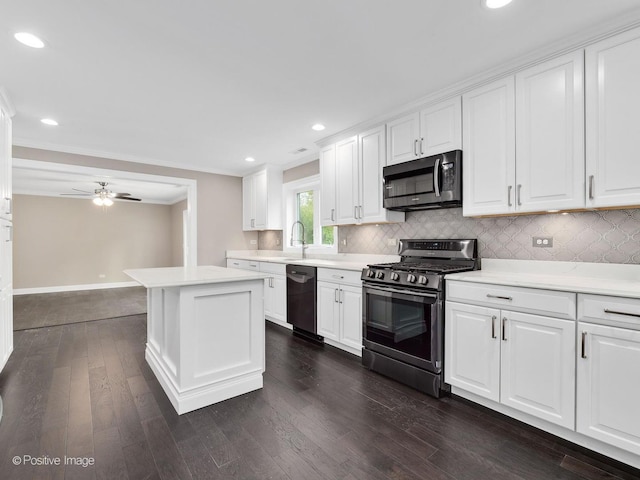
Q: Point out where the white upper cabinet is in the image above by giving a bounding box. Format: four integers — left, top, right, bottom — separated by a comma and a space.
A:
462, 76, 516, 216
386, 112, 420, 165
335, 136, 359, 224
0, 108, 11, 222
242, 167, 282, 231
419, 97, 462, 157
516, 51, 585, 213
387, 98, 462, 166
586, 27, 640, 208
321, 127, 404, 226
319, 144, 337, 225
463, 51, 584, 216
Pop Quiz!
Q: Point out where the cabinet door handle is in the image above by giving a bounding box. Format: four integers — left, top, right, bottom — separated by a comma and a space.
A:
6, 225, 12, 242
517, 184, 522, 206
251, 218, 255, 228
491, 315, 497, 339
335, 289, 339, 303
359, 206, 363, 219
340, 289, 344, 304
420, 138, 424, 155
331, 208, 335, 222
414, 139, 419, 157
604, 309, 640, 319
4, 197, 11, 215
581, 331, 587, 359
354, 206, 358, 220
487, 294, 512, 301
502, 317, 507, 341
589, 175, 595, 200
508, 186, 513, 207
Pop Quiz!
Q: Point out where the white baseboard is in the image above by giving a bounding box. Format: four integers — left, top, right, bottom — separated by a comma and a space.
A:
13, 281, 140, 295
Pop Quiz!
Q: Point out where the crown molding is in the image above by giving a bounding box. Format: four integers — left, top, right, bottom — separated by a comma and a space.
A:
0, 87, 16, 117
316, 12, 640, 148
281, 151, 320, 171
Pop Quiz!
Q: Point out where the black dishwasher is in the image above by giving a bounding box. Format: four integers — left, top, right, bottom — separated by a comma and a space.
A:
286, 264, 322, 342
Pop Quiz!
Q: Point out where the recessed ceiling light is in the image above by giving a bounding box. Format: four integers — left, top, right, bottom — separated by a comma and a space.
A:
14, 32, 45, 48
245, 157, 255, 162
311, 123, 326, 131
41, 118, 58, 126
483, 0, 513, 9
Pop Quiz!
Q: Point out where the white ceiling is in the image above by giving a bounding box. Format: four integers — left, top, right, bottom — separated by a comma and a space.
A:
2, 0, 640, 177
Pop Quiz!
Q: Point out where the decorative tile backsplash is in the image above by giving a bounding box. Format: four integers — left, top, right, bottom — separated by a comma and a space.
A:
338, 208, 640, 264
258, 230, 283, 251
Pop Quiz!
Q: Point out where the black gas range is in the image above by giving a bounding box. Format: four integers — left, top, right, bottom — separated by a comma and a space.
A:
361, 239, 478, 397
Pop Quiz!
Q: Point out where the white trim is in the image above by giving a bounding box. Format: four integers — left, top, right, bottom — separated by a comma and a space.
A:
14, 281, 140, 295
12, 158, 198, 268
282, 174, 337, 254
316, 14, 640, 148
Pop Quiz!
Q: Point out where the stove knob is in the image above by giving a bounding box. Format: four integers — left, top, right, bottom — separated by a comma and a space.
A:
418, 275, 428, 285
375, 271, 385, 280
366, 269, 375, 278
390, 272, 400, 281
407, 274, 416, 283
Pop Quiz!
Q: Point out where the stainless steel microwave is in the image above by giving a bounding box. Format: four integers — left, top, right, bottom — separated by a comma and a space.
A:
382, 150, 462, 211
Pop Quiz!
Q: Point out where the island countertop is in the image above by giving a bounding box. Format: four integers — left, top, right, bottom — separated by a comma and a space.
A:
125, 265, 269, 288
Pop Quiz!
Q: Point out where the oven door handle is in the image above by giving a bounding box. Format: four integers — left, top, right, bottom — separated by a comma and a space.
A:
364, 284, 438, 300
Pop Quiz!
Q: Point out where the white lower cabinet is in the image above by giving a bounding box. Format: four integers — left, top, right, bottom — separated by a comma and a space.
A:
445, 281, 576, 429
259, 262, 288, 329
317, 268, 362, 357
577, 295, 640, 456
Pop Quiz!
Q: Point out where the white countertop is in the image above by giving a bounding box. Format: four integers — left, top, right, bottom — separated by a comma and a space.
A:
125, 265, 268, 288
226, 250, 399, 272
446, 259, 640, 299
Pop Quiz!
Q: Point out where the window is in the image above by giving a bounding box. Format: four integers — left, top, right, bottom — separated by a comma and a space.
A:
284, 175, 336, 253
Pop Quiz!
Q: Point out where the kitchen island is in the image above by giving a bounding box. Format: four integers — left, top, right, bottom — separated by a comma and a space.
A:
125, 265, 268, 414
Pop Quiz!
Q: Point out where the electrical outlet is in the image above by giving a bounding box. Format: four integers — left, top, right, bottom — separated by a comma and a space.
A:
250, 239, 257, 245
387, 238, 397, 246
276, 238, 280, 246
532, 236, 553, 248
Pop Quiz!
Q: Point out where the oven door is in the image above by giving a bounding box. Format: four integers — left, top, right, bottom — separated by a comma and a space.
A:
363, 283, 442, 373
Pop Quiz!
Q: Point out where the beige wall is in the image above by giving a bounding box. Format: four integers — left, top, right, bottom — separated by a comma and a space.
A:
13, 146, 258, 269
13, 194, 178, 288
283, 159, 319, 183
170, 199, 187, 266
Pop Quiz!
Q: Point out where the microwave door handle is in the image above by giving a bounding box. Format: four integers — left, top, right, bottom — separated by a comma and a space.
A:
433, 158, 441, 197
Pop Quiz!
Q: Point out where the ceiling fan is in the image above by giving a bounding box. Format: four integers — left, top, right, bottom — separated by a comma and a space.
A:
61, 181, 142, 206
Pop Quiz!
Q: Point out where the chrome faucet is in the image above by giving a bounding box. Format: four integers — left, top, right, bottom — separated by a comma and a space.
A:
290, 221, 308, 259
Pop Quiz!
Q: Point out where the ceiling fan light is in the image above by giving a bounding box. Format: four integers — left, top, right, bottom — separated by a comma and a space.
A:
103, 198, 114, 206
93, 197, 104, 206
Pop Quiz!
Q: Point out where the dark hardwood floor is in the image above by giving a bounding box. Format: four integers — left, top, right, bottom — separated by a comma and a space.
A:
0, 315, 638, 480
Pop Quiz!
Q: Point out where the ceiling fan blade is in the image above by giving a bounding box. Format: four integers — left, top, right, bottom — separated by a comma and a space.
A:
117, 196, 142, 201
72, 188, 94, 194
112, 193, 132, 198
60, 193, 93, 196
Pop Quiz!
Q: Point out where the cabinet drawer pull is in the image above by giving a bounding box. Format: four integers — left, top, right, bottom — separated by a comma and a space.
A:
604, 309, 640, 319
589, 175, 595, 200
332, 274, 344, 279
507, 186, 513, 207
487, 294, 512, 301
491, 315, 497, 339
581, 331, 587, 359
502, 317, 507, 341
